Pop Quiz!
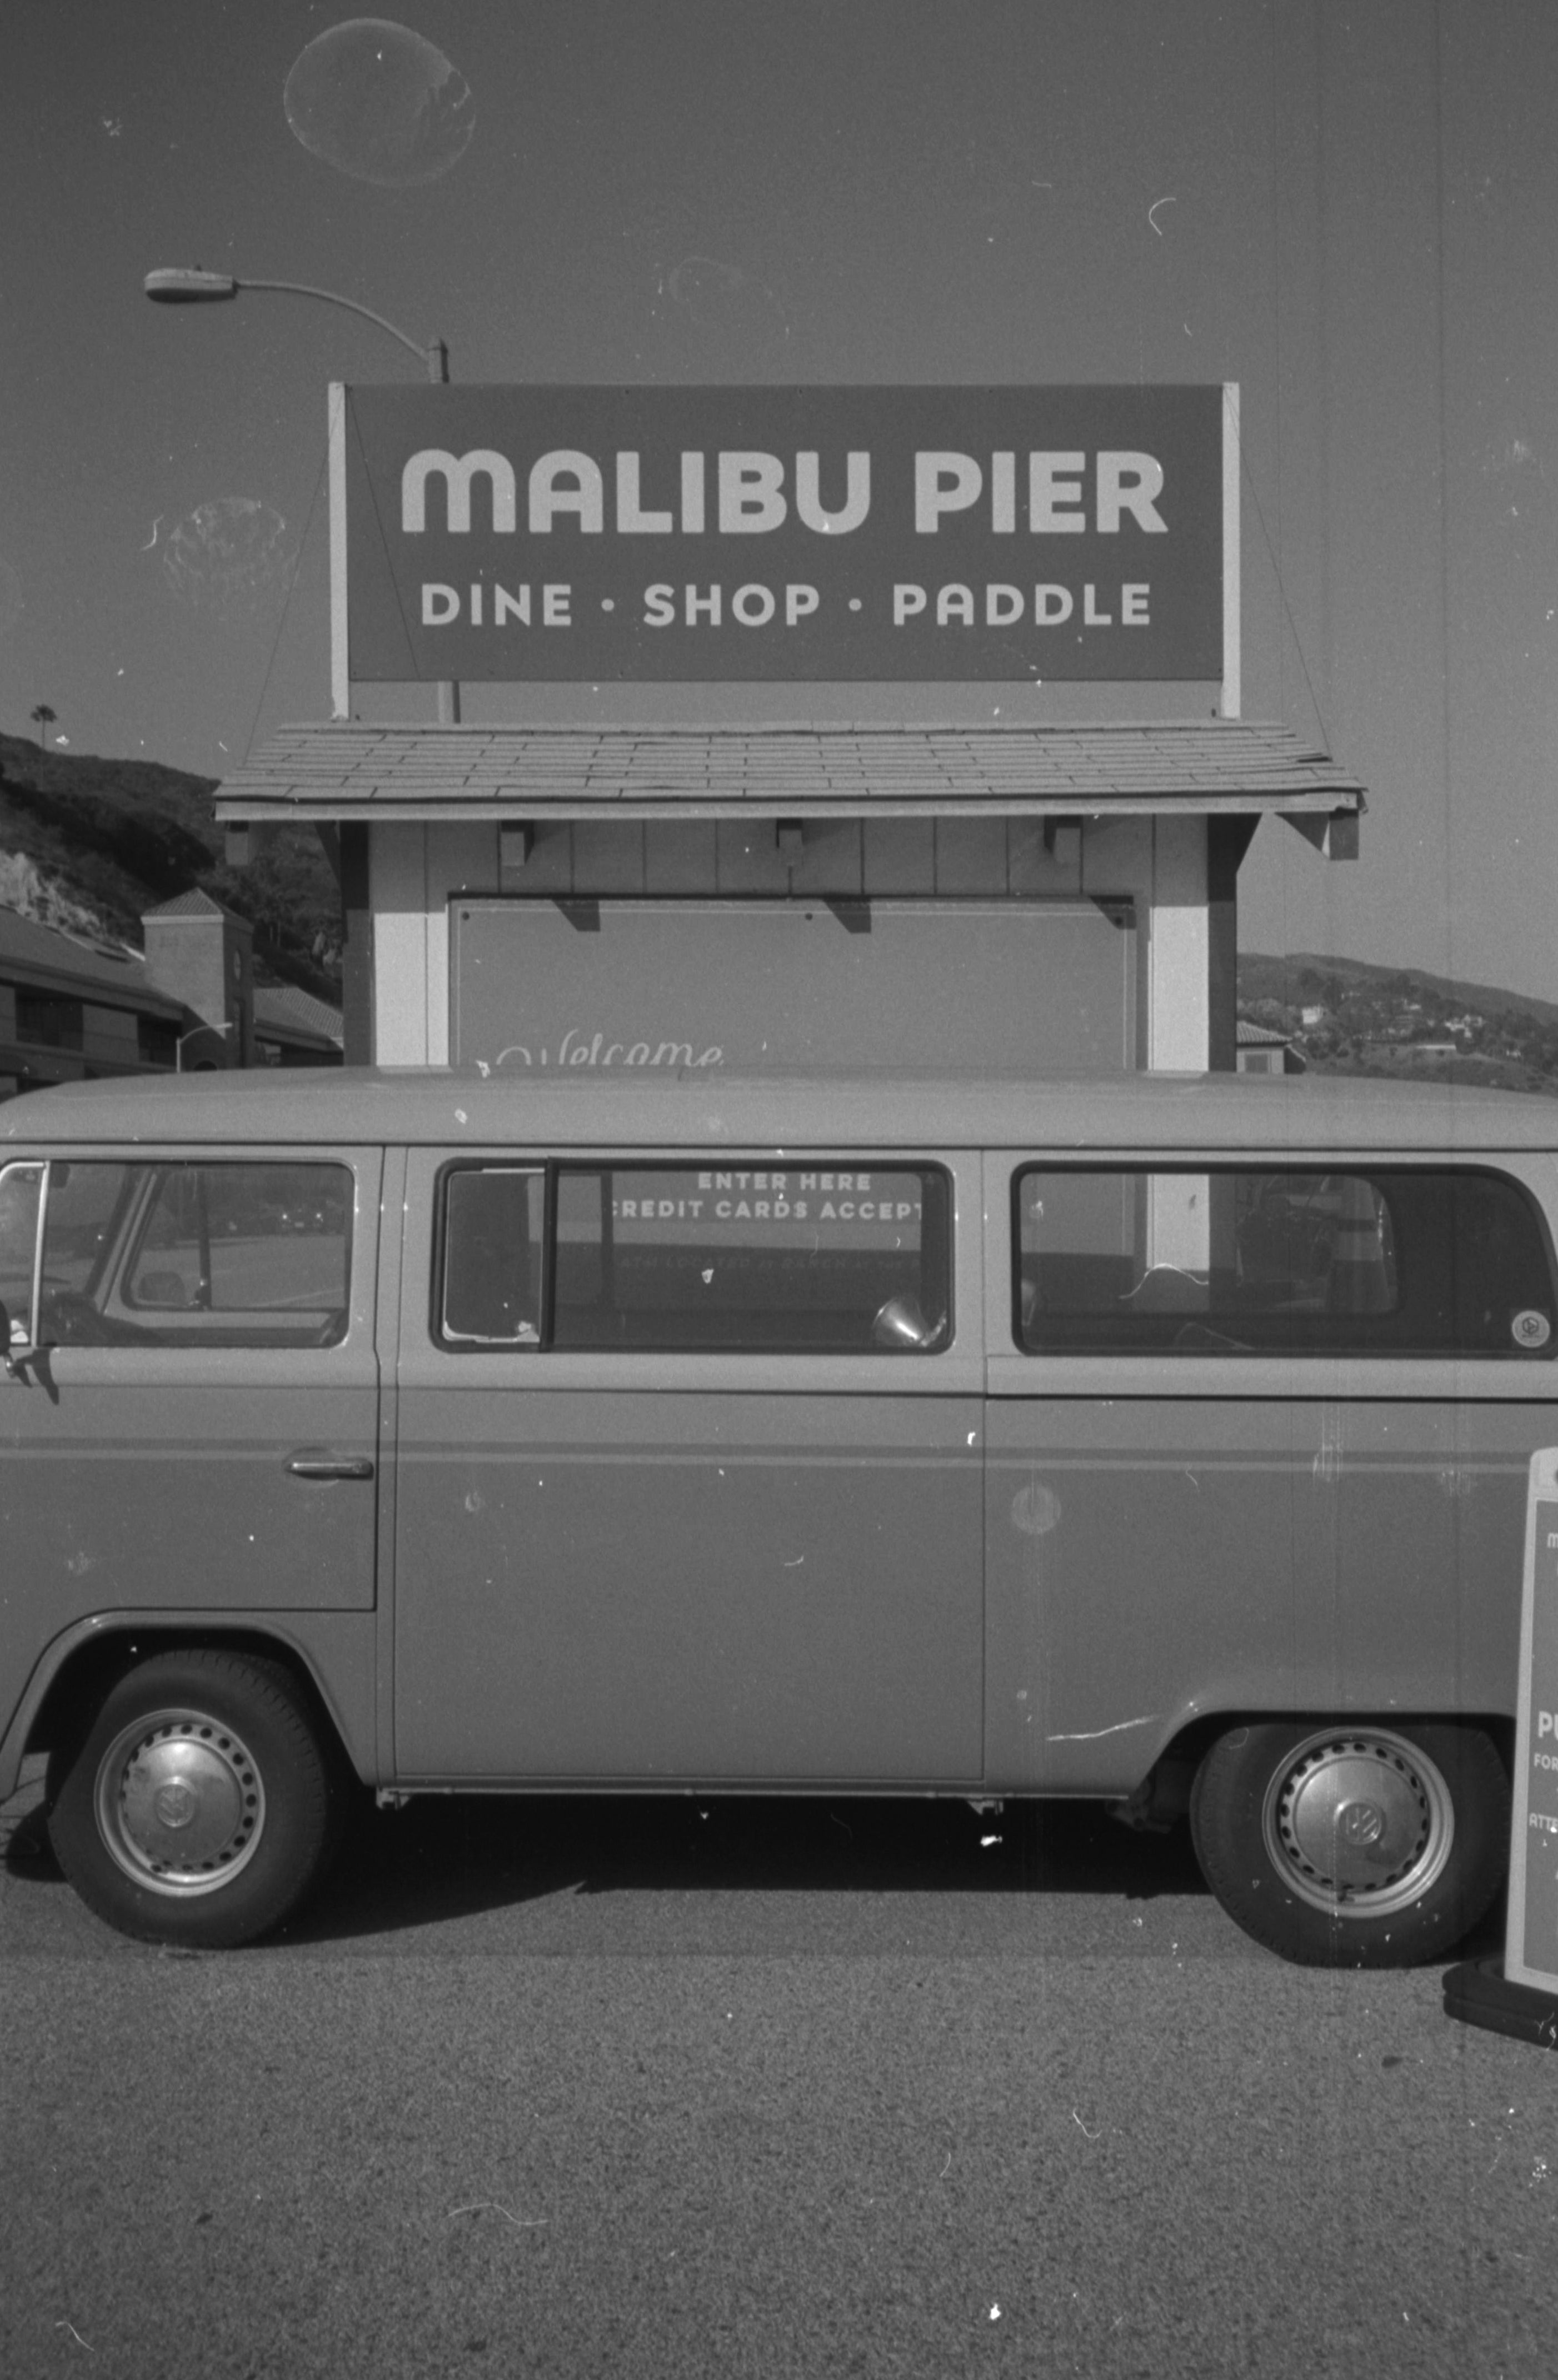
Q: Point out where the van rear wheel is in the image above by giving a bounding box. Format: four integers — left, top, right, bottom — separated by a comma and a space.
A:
1189, 1719, 1508, 1967
47, 1649, 337, 1949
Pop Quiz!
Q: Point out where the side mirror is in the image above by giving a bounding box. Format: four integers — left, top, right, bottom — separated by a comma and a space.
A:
871, 1294, 943, 1352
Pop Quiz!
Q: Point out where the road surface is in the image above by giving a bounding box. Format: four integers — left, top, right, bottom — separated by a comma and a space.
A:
3, 1770, 1556, 2378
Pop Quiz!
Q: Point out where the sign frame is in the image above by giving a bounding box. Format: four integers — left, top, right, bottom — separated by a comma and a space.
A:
446, 894, 1138, 1079
328, 383, 1241, 716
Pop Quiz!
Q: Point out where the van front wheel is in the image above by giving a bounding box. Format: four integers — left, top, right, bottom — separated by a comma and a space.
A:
48, 1649, 337, 1949
1189, 1719, 1508, 1967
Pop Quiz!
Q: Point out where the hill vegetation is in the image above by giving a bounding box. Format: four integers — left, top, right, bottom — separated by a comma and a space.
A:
1240, 950, 1558, 1096
0, 731, 342, 998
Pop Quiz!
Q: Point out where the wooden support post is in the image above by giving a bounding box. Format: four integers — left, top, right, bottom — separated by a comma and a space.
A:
1207, 816, 1259, 1072
339, 824, 373, 1066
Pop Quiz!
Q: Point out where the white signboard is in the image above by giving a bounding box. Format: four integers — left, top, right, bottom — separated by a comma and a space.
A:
449, 897, 1137, 1077
1506, 1448, 1558, 1996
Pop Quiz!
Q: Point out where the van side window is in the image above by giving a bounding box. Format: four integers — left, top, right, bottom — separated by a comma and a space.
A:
0, 1162, 44, 1346
436, 1162, 951, 1353
440, 1167, 544, 1345
36, 1161, 352, 1349
555, 1164, 949, 1353
1015, 1166, 1557, 1358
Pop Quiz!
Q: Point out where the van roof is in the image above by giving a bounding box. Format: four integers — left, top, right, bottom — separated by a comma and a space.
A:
5, 1067, 1558, 1154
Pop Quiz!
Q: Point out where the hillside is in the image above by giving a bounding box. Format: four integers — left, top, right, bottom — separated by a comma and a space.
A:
0, 731, 342, 997
1240, 950, 1558, 1096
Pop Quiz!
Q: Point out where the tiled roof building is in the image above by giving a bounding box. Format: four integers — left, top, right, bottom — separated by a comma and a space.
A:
0, 895, 340, 1101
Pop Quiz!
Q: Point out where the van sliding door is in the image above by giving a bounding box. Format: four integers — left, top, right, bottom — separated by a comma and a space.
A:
393, 1149, 985, 1785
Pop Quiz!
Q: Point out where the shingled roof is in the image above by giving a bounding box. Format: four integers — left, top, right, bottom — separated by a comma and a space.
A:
142, 889, 234, 921
253, 984, 343, 1048
216, 720, 1366, 825
0, 905, 185, 1016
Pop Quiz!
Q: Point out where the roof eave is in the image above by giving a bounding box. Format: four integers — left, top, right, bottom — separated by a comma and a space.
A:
0, 950, 187, 1018
216, 788, 1364, 825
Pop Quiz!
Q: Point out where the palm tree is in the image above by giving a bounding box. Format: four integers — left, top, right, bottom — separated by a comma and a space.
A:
29, 703, 56, 748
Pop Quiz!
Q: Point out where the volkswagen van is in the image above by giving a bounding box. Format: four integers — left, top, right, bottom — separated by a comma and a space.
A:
3, 1066, 1551, 1964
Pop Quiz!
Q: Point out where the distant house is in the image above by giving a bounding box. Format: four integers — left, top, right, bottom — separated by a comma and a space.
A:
1361, 1037, 1462, 1063
1, 890, 340, 1102
1236, 1020, 1306, 1075
253, 982, 346, 1069
0, 906, 185, 1097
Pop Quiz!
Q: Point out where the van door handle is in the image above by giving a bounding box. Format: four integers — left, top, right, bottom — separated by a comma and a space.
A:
286, 1451, 376, 1482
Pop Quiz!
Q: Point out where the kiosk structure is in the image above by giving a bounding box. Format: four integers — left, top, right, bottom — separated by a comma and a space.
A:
213, 382, 1365, 1072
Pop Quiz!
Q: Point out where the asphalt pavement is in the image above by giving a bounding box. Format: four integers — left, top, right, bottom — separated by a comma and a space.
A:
3, 1769, 1556, 2379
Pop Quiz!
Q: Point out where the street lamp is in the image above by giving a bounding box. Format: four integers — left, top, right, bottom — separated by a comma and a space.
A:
144, 266, 458, 721
176, 1020, 234, 1073
144, 268, 450, 384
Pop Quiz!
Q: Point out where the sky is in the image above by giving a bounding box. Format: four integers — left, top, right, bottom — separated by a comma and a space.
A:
2, 1, 1556, 995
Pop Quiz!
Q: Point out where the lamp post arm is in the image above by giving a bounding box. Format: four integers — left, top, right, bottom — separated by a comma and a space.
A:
144, 259, 459, 732
233, 278, 447, 380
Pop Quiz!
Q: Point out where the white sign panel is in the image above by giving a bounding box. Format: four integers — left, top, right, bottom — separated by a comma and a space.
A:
1506, 1448, 1558, 1995
449, 897, 1137, 1077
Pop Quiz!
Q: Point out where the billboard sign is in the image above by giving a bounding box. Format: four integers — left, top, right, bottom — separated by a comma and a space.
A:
337, 385, 1232, 687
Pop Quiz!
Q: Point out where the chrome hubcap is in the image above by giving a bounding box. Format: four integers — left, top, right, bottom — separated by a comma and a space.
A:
1262, 1730, 1454, 1919
95, 1708, 266, 1898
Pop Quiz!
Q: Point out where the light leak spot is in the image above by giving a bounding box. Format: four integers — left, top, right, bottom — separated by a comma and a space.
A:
662, 256, 790, 365
160, 500, 296, 617
284, 19, 475, 187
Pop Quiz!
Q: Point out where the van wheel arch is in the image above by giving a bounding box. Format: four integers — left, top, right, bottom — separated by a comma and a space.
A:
27, 1626, 362, 1789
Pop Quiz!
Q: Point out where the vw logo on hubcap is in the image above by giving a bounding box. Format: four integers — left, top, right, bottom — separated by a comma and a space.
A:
152, 1778, 198, 1830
